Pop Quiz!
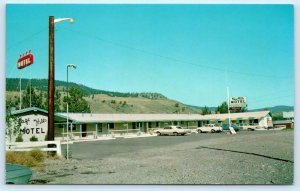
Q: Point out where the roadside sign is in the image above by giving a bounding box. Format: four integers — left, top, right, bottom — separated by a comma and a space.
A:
17, 51, 34, 69
229, 97, 246, 110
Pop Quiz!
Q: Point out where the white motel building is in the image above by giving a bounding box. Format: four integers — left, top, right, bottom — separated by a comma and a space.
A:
9, 107, 273, 142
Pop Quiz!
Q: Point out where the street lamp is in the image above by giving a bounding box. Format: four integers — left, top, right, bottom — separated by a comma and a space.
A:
48, 16, 74, 143
66, 64, 76, 160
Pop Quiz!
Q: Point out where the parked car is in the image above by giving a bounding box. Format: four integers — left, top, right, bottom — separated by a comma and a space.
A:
237, 124, 259, 131
197, 124, 223, 133
6, 163, 32, 184
221, 124, 241, 131
155, 126, 191, 136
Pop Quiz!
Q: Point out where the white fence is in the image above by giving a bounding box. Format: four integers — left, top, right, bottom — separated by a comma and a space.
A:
6, 141, 62, 157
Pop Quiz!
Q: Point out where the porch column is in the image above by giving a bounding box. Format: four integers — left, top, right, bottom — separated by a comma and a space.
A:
108, 123, 110, 135
146, 122, 149, 133
138, 122, 141, 133
62, 125, 65, 140
95, 123, 98, 138
70, 122, 73, 139
80, 124, 82, 139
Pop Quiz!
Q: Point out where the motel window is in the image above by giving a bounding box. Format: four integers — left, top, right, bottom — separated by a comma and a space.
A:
132, 122, 136, 129
174, 121, 178, 125
156, 122, 160, 128
68, 124, 76, 131
108, 123, 114, 129
148, 122, 152, 128
181, 121, 184, 125
98, 123, 102, 133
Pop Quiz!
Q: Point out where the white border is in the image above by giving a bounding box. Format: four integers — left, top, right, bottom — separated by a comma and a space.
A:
0, 0, 298, 191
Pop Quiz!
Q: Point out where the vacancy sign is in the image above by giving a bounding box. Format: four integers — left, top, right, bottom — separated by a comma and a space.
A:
17, 50, 34, 69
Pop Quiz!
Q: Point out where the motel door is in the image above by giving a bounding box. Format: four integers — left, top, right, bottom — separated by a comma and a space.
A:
82, 124, 87, 137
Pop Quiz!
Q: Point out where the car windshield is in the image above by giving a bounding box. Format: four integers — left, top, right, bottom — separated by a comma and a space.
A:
176, 126, 182, 129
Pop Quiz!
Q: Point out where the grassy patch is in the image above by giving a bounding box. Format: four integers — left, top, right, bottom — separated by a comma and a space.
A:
6, 149, 60, 168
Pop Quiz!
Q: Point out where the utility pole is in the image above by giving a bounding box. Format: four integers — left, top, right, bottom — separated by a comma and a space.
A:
48, 16, 55, 141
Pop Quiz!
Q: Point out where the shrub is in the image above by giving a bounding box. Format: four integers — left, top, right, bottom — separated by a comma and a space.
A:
30, 136, 38, 142
29, 149, 45, 162
6, 149, 45, 167
15, 135, 23, 142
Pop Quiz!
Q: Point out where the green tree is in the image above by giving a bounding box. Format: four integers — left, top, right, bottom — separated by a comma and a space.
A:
54, 90, 62, 112
202, 106, 211, 115
63, 87, 91, 113
22, 86, 44, 109
215, 102, 228, 114
6, 100, 22, 143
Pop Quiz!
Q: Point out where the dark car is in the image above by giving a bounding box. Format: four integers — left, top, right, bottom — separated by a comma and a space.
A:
221, 124, 240, 131
6, 163, 32, 184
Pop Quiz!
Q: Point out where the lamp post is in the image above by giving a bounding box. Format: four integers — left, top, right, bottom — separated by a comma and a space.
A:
48, 16, 74, 142
66, 64, 76, 160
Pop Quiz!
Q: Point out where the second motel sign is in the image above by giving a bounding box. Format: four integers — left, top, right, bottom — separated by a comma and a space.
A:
17, 50, 34, 69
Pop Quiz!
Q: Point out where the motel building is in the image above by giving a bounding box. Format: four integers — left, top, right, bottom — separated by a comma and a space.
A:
8, 107, 273, 142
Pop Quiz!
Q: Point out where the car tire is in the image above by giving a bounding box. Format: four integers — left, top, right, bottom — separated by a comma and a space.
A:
197, 129, 202, 133
211, 129, 215, 133
173, 132, 178, 136
157, 132, 161, 136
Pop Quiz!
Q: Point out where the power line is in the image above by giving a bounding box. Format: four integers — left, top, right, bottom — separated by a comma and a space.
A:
6, 27, 48, 51
59, 27, 293, 80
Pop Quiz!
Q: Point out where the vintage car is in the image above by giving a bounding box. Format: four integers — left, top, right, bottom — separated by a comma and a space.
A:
155, 126, 191, 136
196, 124, 223, 133
221, 124, 241, 131
6, 163, 32, 184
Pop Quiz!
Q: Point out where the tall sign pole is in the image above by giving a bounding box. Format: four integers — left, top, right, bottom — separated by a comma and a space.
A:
227, 86, 231, 128
19, 70, 22, 110
48, 16, 55, 141
17, 50, 34, 110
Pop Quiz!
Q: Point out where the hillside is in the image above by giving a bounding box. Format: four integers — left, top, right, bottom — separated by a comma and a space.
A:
6, 78, 166, 99
6, 78, 202, 114
249, 105, 294, 116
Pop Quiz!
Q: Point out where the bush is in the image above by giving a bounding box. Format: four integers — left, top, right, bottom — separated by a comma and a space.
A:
6, 149, 45, 167
15, 135, 23, 142
30, 136, 38, 142
29, 149, 45, 162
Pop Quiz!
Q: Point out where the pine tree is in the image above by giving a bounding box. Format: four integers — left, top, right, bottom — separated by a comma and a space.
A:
202, 106, 211, 115
63, 87, 91, 113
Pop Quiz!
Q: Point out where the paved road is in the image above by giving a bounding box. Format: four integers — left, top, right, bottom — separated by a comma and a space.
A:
32, 130, 294, 184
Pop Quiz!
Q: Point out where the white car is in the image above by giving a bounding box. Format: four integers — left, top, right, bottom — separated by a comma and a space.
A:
238, 124, 259, 131
197, 124, 223, 133
155, 126, 191, 136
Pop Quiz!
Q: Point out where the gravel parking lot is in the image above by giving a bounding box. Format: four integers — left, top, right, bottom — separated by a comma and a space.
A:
30, 130, 294, 184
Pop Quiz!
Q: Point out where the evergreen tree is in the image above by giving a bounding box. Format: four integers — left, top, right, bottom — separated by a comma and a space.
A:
202, 106, 211, 115
215, 102, 228, 114
54, 90, 62, 112
63, 87, 91, 113
22, 86, 44, 109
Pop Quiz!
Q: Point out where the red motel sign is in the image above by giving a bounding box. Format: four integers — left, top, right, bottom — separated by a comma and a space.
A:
17, 50, 34, 69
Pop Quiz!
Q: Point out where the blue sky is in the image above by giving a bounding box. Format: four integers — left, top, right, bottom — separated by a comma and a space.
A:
6, 4, 294, 110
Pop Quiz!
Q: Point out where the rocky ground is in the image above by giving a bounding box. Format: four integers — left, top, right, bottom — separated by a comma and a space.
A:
30, 130, 294, 185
